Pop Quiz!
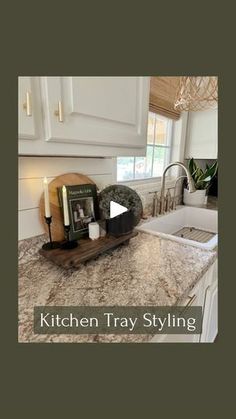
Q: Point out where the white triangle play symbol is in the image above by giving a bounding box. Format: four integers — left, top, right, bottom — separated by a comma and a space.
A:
110, 201, 128, 218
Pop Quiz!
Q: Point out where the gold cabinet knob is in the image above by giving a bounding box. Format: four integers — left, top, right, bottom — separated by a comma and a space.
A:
23, 91, 32, 116
54, 100, 63, 122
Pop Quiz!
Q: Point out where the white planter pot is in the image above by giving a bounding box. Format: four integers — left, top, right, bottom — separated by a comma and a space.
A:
183, 188, 207, 207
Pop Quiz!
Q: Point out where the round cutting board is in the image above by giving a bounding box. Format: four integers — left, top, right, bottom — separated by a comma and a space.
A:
39, 173, 96, 241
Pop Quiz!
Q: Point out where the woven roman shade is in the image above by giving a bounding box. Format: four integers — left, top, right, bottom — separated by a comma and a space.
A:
149, 77, 181, 120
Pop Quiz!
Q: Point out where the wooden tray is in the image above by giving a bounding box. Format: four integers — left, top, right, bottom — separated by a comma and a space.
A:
39, 173, 96, 242
39, 231, 138, 269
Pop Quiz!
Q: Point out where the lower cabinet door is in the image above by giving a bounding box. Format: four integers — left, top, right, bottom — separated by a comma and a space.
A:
200, 280, 218, 343
150, 261, 218, 343
150, 281, 204, 343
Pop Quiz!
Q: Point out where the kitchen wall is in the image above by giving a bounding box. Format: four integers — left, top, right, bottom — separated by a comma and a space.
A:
18, 156, 181, 240
184, 108, 218, 159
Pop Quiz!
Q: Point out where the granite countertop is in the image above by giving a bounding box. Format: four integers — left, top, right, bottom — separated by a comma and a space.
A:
18, 231, 217, 343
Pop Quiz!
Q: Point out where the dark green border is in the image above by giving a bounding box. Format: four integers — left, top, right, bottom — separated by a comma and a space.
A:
1, 1, 235, 416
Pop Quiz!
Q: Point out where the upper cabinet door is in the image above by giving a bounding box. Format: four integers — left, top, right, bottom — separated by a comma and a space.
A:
41, 77, 150, 149
18, 77, 37, 140
185, 108, 218, 159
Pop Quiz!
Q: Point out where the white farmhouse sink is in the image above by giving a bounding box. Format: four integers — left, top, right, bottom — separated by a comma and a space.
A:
136, 206, 218, 250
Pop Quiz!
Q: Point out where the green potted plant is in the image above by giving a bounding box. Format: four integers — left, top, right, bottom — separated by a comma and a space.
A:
183, 158, 218, 207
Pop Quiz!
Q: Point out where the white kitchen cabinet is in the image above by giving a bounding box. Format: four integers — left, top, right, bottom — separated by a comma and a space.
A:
201, 281, 218, 343
185, 108, 218, 159
18, 77, 38, 140
151, 259, 218, 343
200, 260, 218, 342
19, 77, 150, 157
151, 280, 204, 343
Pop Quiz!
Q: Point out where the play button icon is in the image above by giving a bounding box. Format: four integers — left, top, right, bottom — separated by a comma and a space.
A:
110, 201, 128, 218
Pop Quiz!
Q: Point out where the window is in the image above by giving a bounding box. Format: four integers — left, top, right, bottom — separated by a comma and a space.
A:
117, 112, 173, 182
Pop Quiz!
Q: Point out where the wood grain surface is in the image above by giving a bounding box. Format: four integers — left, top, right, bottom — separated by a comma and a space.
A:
39, 231, 138, 269
39, 173, 95, 241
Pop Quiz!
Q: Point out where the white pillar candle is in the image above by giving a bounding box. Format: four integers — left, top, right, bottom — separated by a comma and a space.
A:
62, 185, 70, 226
43, 177, 51, 218
89, 222, 100, 240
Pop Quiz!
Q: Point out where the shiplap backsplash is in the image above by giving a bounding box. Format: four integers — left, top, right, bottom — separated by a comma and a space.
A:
18, 156, 113, 240
19, 157, 181, 241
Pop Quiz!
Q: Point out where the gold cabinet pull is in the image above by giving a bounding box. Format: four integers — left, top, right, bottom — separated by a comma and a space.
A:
54, 100, 64, 122
23, 91, 32, 116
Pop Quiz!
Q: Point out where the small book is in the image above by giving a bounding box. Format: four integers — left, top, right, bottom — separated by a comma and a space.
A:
58, 184, 100, 240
